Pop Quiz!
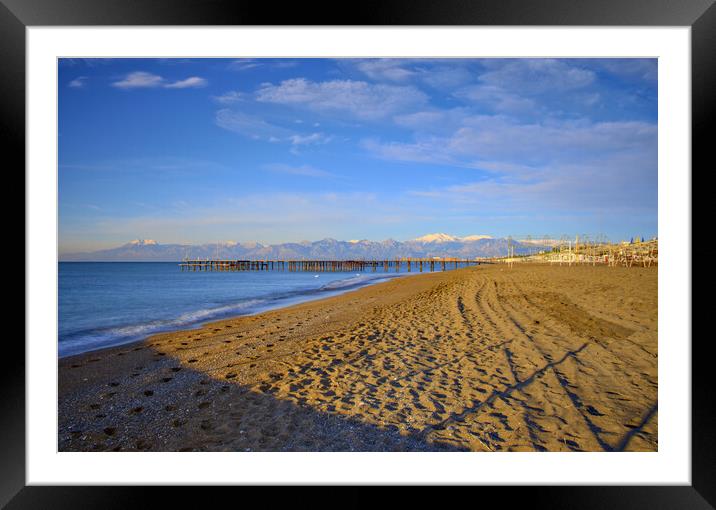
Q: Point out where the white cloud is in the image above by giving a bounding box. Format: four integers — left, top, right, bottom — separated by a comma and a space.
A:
68, 76, 88, 88
214, 109, 334, 151
595, 59, 657, 82
228, 59, 299, 71
455, 84, 537, 114
478, 59, 596, 94
228, 59, 262, 71
215, 109, 290, 140
410, 150, 656, 215
449, 60, 598, 115
111, 71, 207, 89
393, 108, 470, 134
355, 59, 417, 82
164, 76, 207, 89
365, 116, 656, 169
377, 112, 656, 217
212, 91, 246, 104
112, 72, 165, 89
352, 59, 473, 90
361, 138, 459, 167
255, 78, 427, 120
418, 65, 472, 89
289, 132, 332, 146
287, 132, 333, 155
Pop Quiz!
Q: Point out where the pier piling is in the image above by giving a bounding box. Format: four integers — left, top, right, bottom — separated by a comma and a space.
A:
178, 258, 479, 273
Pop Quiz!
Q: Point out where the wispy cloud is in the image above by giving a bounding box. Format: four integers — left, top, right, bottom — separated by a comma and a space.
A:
72, 191, 393, 247
455, 85, 537, 114
392, 108, 470, 134
164, 76, 207, 89
417, 64, 473, 89
592, 58, 658, 82
354, 59, 417, 82
409, 151, 656, 215
478, 59, 595, 95
351, 59, 473, 90
214, 109, 290, 140
366, 116, 656, 168
227, 59, 263, 71
111, 71, 207, 89
262, 163, 335, 178
256, 78, 427, 120
68, 76, 88, 88
215, 110, 333, 150
228, 59, 299, 71
212, 91, 246, 104
289, 132, 332, 146
112, 72, 164, 88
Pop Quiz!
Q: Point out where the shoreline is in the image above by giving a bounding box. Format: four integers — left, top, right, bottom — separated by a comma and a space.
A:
59, 264, 657, 452
59, 268, 421, 359
59, 269, 429, 363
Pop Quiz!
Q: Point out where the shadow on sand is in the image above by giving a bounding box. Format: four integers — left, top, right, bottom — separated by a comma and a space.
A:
58, 349, 468, 452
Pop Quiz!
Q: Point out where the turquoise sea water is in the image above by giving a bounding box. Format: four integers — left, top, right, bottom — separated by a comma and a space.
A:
58, 262, 425, 357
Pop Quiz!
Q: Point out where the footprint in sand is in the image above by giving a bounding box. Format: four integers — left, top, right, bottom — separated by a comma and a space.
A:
135, 439, 152, 450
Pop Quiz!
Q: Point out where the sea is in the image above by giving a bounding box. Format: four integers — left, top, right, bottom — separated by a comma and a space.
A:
58, 261, 430, 358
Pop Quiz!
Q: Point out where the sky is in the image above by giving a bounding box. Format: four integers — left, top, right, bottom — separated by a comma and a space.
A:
58, 58, 657, 253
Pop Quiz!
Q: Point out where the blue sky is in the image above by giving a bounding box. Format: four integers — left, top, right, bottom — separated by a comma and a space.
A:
58, 58, 657, 252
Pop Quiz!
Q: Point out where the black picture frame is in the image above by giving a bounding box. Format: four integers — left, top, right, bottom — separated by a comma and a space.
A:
5, 0, 708, 506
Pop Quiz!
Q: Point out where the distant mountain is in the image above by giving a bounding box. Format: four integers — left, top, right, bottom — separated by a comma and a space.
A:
127, 239, 158, 246
60, 234, 549, 262
412, 232, 492, 243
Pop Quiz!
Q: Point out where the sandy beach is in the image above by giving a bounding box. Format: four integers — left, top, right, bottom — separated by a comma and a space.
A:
58, 264, 657, 452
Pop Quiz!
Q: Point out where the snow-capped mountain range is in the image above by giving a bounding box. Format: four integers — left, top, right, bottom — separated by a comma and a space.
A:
412, 233, 492, 243
60, 234, 547, 262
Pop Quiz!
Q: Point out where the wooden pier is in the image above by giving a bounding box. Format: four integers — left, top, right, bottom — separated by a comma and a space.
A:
178, 259, 480, 273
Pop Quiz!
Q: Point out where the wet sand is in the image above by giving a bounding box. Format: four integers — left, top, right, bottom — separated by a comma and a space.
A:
59, 264, 657, 452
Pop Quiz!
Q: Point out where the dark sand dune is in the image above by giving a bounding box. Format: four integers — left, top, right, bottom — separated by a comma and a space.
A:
59, 264, 657, 452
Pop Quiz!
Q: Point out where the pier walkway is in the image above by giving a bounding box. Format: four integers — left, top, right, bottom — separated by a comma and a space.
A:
179, 259, 480, 272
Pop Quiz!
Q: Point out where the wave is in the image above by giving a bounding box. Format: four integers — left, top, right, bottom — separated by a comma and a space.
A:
58, 273, 405, 358
59, 298, 269, 357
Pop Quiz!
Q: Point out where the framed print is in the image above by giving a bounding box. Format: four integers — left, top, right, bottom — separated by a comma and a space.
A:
5, 0, 710, 506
